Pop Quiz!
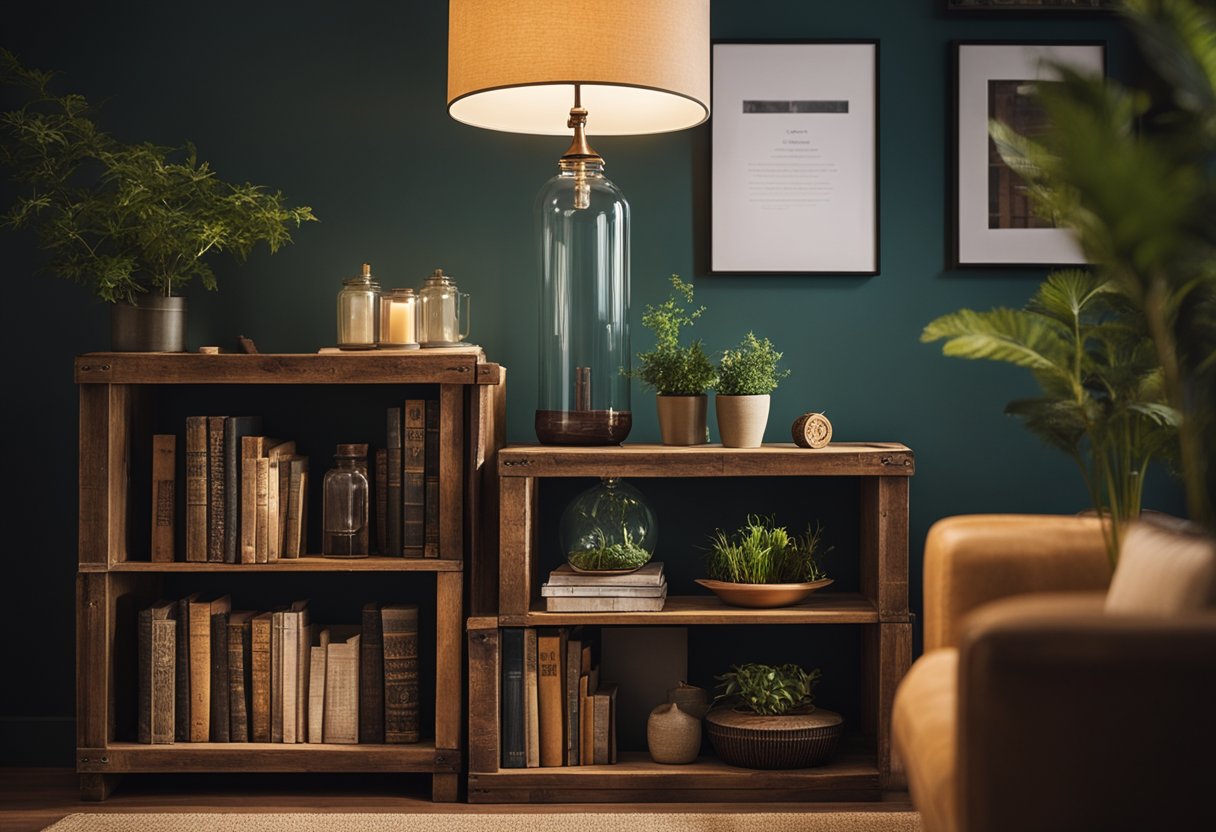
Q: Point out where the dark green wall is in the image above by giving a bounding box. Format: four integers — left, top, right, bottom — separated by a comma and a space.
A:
0, 1, 1179, 765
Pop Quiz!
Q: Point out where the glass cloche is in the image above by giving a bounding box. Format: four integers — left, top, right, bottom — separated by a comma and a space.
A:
560, 477, 656, 573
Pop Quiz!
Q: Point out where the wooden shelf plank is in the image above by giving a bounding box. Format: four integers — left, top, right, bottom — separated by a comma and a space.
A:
505, 593, 880, 626
84, 556, 462, 573
499, 442, 915, 478
82, 741, 457, 773
74, 351, 502, 386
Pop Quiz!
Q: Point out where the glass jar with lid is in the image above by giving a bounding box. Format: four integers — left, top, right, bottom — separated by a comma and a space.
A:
418, 268, 471, 347
559, 477, 656, 573
337, 263, 381, 349
322, 443, 370, 558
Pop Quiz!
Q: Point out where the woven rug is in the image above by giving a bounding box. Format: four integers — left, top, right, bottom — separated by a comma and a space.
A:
44, 812, 922, 832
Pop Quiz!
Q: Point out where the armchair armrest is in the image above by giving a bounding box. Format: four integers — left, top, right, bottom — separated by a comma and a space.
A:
958, 592, 1216, 832
923, 514, 1111, 651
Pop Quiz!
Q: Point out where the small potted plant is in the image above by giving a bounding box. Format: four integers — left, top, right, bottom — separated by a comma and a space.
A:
713, 332, 790, 448
0, 49, 316, 352
695, 514, 832, 608
628, 274, 718, 445
705, 662, 843, 769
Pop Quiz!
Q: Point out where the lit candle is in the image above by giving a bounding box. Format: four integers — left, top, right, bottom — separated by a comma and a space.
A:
379, 289, 418, 347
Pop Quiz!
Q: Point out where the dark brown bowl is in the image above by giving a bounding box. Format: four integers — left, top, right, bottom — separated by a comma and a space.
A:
705, 706, 843, 769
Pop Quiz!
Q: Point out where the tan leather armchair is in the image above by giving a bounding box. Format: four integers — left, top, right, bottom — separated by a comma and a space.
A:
893, 514, 1216, 832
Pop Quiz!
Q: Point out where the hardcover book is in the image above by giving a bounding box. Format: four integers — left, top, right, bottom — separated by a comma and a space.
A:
209, 608, 231, 741
184, 416, 208, 563
375, 447, 387, 555
536, 627, 566, 767
402, 400, 426, 557
544, 587, 668, 613
285, 456, 309, 558
255, 455, 270, 564
423, 398, 440, 558
385, 408, 402, 557
308, 628, 331, 744
206, 415, 227, 563
174, 593, 199, 742
280, 600, 309, 743
227, 610, 255, 742
500, 627, 525, 768
271, 607, 284, 743
223, 416, 262, 563
250, 611, 273, 742
545, 562, 665, 587
240, 435, 266, 564
564, 626, 585, 766
188, 594, 231, 742
266, 440, 297, 561
524, 627, 540, 767
382, 603, 420, 743
592, 682, 618, 765
137, 600, 176, 744
323, 626, 362, 744
150, 435, 176, 563
360, 602, 385, 744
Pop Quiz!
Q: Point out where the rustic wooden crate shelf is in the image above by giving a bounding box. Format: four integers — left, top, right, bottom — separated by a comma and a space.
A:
81, 741, 457, 774
506, 592, 880, 627
86, 556, 463, 574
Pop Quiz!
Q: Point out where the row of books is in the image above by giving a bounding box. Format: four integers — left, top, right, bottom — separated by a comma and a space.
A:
540, 562, 668, 612
500, 626, 618, 768
137, 597, 420, 745
379, 399, 441, 558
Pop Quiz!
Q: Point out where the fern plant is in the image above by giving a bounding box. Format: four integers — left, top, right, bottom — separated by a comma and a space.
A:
629, 275, 718, 396
923, 270, 1178, 565
715, 332, 791, 396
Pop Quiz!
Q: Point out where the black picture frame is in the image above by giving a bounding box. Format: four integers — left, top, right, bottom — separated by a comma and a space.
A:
709, 40, 880, 276
944, 0, 1118, 14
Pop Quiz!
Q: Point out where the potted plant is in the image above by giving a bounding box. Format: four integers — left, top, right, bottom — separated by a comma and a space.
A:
705, 662, 843, 769
0, 49, 316, 352
628, 274, 717, 445
713, 332, 790, 448
695, 514, 832, 608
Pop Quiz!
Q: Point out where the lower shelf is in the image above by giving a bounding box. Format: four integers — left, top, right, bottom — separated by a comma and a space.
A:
80, 741, 458, 774
466, 746, 881, 803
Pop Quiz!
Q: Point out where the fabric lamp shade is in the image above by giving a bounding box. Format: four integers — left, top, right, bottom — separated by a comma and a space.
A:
447, 0, 710, 136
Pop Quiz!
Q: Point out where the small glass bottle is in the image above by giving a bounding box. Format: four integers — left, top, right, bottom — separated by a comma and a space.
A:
322, 443, 370, 558
337, 263, 381, 349
379, 287, 420, 348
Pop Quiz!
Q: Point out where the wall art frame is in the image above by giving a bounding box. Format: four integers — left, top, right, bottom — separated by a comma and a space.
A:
710, 40, 879, 275
944, 0, 1118, 14
951, 40, 1106, 268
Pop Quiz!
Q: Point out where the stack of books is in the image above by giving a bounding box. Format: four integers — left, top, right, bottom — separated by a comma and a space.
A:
540, 562, 667, 612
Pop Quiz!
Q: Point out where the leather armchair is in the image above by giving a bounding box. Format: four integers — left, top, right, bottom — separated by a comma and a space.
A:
893, 514, 1216, 832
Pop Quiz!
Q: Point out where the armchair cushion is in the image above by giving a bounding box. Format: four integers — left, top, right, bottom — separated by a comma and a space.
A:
892, 649, 959, 832
1105, 516, 1216, 615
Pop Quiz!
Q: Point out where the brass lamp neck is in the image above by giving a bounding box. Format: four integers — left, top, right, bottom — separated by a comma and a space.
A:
561, 105, 603, 165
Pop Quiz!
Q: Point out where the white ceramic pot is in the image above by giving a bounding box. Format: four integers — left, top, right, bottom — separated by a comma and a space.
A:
715, 394, 770, 448
656, 394, 708, 445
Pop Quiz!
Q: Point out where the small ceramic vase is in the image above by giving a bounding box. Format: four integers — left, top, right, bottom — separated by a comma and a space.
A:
647, 702, 701, 764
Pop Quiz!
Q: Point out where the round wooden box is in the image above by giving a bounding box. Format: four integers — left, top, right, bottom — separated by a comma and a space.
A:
705, 706, 843, 769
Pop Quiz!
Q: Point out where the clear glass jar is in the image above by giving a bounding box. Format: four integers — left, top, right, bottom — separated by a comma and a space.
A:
418, 268, 471, 346
534, 157, 632, 444
379, 287, 419, 348
560, 477, 655, 573
337, 263, 381, 349
322, 443, 370, 558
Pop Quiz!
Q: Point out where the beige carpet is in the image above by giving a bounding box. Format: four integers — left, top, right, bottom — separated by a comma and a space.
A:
44, 812, 921, 832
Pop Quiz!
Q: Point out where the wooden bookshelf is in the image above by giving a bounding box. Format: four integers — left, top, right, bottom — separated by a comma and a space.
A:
467, 442, 913, 803
75, 351, 505, 802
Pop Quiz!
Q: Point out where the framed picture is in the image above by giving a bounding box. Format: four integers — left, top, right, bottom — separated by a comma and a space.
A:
951, 41, 1106, 268
710, 40, 879, 275
945, 1, 1118, 12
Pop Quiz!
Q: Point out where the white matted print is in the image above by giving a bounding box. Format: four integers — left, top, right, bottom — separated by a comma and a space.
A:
711, 41, 878, 275
954, 41, 1105, 267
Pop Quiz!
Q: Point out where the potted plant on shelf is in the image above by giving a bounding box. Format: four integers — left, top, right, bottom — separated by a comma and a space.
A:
695, 514, 832, 608
0, 49, 316, 352
713, 332, 790, 448
628, 274, 718, 445
705, 662, 843, 769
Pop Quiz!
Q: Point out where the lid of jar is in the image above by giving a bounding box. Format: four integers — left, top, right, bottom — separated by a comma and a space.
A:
424, 268, 455, 286
336, 443, 369, 457
384, 287, 417, 298
345, 263, 380, 288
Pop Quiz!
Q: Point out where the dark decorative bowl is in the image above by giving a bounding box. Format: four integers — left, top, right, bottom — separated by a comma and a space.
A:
705, 706, 843, 769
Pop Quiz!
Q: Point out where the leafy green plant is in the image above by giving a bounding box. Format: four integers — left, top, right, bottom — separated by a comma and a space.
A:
705, 514, 830, 584
713, 662, 822, 716
715, 332, 791, 396
566, 527, 651, 571
922, 269, 1179, 565
0, 48, 316, 304
628, 274, 717, 396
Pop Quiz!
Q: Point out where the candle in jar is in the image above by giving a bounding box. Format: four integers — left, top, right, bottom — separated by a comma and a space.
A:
387, 299, 414, 344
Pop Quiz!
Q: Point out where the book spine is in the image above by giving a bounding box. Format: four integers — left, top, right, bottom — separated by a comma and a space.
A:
152, 619, 176, 744
524, 628, 539, 767
308, 643, 327, 743
240, 439, 258, 564
565, 632, 581, 766
285, 459, 303, 558
593, 689, 611, 765
175, 598, 191, 742
188, 603, 210, 742
324, 638, 361, 744
375, 448, 387, 555
402, 400, 425, 558
251, 614, 271, 743
282, 611, 298, 743
382, 605, 420, 743
360, 603, 385, 743
151, 435, 176, 563
137, 608, 153, 744
500, 628, 525, 768
185, 416, 208, 563
255, 457, 270, 564
228, 619, 251, 742
537, 631, 563, 767
385, 408, 402, 557
423, 399, 440, 558
268, 457, 281, 561
296, 615, 310, 742
207, 416, 226, 563
210, 611, 230, 742
271, 611, 284, 743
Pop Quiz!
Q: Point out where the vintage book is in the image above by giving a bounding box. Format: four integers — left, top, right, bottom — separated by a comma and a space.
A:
382, 603, 420, 743
500, 627, 525, 768
223, 416, 262, 563
206, 415, 227, 563
174, 593, 199, 742
285, 455, 309, 557
323, 626, 362, 744
250, 611, 273, 742
255, 455, 270, 564
294, 605, 312, 742
385, 407, 402, 557
137, 600, 176, 744
227, 610, 255, 743
188, 594, 231, 742
592, 682, 618, 765
540, 582, 668, 598
308, 628, 331, 743
375, 447, 387, 555
544, 562, 665, 587
524, 627, 540, 767
298, 464, 310, 556
150, 435, 176, 563
402, 399, 426, 557
240, 435, 266, 564
209, 608, 231, 742
184, 416, 208, 563
271, 607, 285, 742
578, 672, 591, 765
266, 440, 297, 561
544, 587, 668, 613
536, 627, 566, 767
280, 600, 309, 743
359, 602, 385, 744
423, 398, 440, 558
564, 627, 585, 766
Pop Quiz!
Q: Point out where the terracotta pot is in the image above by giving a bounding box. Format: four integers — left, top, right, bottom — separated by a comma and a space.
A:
706, 706, 843, 769
656, 394, 708, 445
695, 578, 833, 608
110, 296, 187, 352
715, 394, 770, 448
647, 702, 702, 764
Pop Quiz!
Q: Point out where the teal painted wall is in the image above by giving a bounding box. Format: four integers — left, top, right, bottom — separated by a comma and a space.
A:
0, 1, 1180, 765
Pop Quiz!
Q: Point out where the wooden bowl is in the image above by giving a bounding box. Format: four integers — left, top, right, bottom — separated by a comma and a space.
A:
694, 578, 833, 608
706, 706, 843, 769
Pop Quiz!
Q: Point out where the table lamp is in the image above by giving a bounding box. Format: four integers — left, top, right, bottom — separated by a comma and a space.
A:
447, 0, 710, 445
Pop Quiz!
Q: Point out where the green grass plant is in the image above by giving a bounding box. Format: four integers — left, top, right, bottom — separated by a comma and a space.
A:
705, 514, 828, 584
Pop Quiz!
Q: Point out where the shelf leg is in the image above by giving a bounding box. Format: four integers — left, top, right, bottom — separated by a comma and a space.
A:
79, 773, 120, 802
431, 772, 459, 802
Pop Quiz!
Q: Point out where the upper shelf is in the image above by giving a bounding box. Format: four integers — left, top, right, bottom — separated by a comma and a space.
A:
499, 442, 914, 477
75, 348, 502, 386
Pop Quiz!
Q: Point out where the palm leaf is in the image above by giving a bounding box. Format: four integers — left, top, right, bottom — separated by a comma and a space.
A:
921, 308, 1073, 384
1004, 398, 1088, 457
